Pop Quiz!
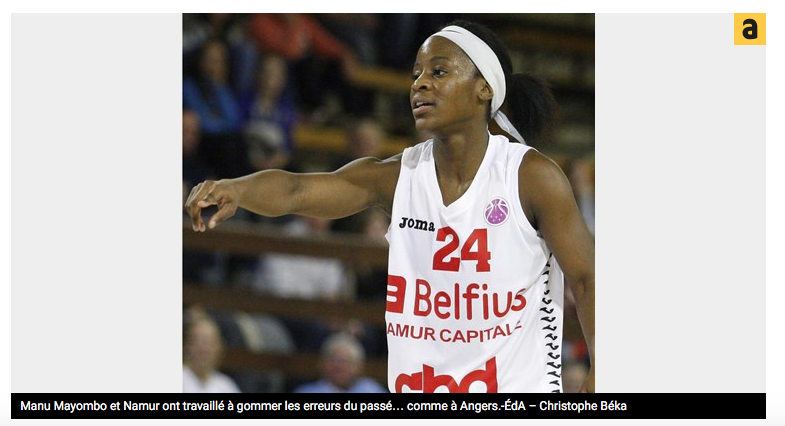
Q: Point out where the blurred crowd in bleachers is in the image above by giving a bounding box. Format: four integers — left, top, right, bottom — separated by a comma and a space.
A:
181, 13, 594, 393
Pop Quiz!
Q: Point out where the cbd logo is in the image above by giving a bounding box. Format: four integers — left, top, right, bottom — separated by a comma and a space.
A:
734, 13, 766, 45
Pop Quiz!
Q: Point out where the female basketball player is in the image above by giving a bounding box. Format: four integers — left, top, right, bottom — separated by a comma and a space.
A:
185, 21, 594, 393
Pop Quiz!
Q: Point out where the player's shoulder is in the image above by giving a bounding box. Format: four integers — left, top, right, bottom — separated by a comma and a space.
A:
519, 149, 568, 185
518, 148, 573, 208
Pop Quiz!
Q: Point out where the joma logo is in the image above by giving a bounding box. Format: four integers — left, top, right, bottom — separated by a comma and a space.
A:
399, 216, 435, 232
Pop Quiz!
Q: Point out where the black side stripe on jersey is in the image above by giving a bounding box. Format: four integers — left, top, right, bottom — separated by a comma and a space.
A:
540, 253, 561, 393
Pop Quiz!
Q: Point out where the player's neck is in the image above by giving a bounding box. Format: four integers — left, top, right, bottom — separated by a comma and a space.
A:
432, 128, 490, 185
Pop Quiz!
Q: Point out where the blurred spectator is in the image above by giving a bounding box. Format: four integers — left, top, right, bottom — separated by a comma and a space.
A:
294, 332, 386, 393
243, 54, 298, 171
378, 14, 457, 69
317, 14, 380, 65
183, 13, 257, 95
183, 40, 244, 136
182, 110, 215, 188
247, 13, 356, 70
184, 39, 250, 178
247, 13, 368, 118
184, 14, 247, 58
183, 310, 241, 393
348, 118, 385, 160
330, 118, 386, 171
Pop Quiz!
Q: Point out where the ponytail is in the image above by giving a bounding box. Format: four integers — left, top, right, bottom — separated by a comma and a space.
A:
507, 72, 558, 147
441, 20, 558, 147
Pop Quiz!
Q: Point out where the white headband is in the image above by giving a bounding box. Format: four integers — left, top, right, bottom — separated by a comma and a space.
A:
429, 25, 526, 144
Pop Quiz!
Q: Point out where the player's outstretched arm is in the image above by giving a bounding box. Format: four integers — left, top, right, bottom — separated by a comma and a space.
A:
519, 150, 595, 393
185, 155, 401, 232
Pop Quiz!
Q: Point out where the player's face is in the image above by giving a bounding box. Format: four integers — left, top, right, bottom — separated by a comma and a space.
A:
410, 37, 487, 135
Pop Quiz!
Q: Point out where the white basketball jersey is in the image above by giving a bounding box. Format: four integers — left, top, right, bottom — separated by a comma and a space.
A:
385, 133, 564, 393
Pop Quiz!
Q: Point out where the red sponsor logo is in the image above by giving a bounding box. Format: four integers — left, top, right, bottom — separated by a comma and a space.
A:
386, 274, 407, 314
386, 275, 526, 319
395, 357, 498, 393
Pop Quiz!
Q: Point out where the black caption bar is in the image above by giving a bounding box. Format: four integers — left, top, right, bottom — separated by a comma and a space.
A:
12, 393, 764, 420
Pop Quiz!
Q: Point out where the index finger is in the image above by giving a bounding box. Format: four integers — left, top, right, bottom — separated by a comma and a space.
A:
185, 181, 213, 231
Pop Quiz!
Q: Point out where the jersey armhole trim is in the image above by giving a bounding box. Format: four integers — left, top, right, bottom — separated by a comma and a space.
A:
509, 147, 541, 239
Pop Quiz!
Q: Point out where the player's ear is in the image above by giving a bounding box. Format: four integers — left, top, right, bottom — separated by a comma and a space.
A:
477, 78, 494, 102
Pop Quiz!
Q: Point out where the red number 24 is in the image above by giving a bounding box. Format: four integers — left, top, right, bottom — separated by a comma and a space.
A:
432, 227, 491, 272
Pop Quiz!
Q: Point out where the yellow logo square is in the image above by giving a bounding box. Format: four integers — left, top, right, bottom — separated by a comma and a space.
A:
735, 13, 766, 45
